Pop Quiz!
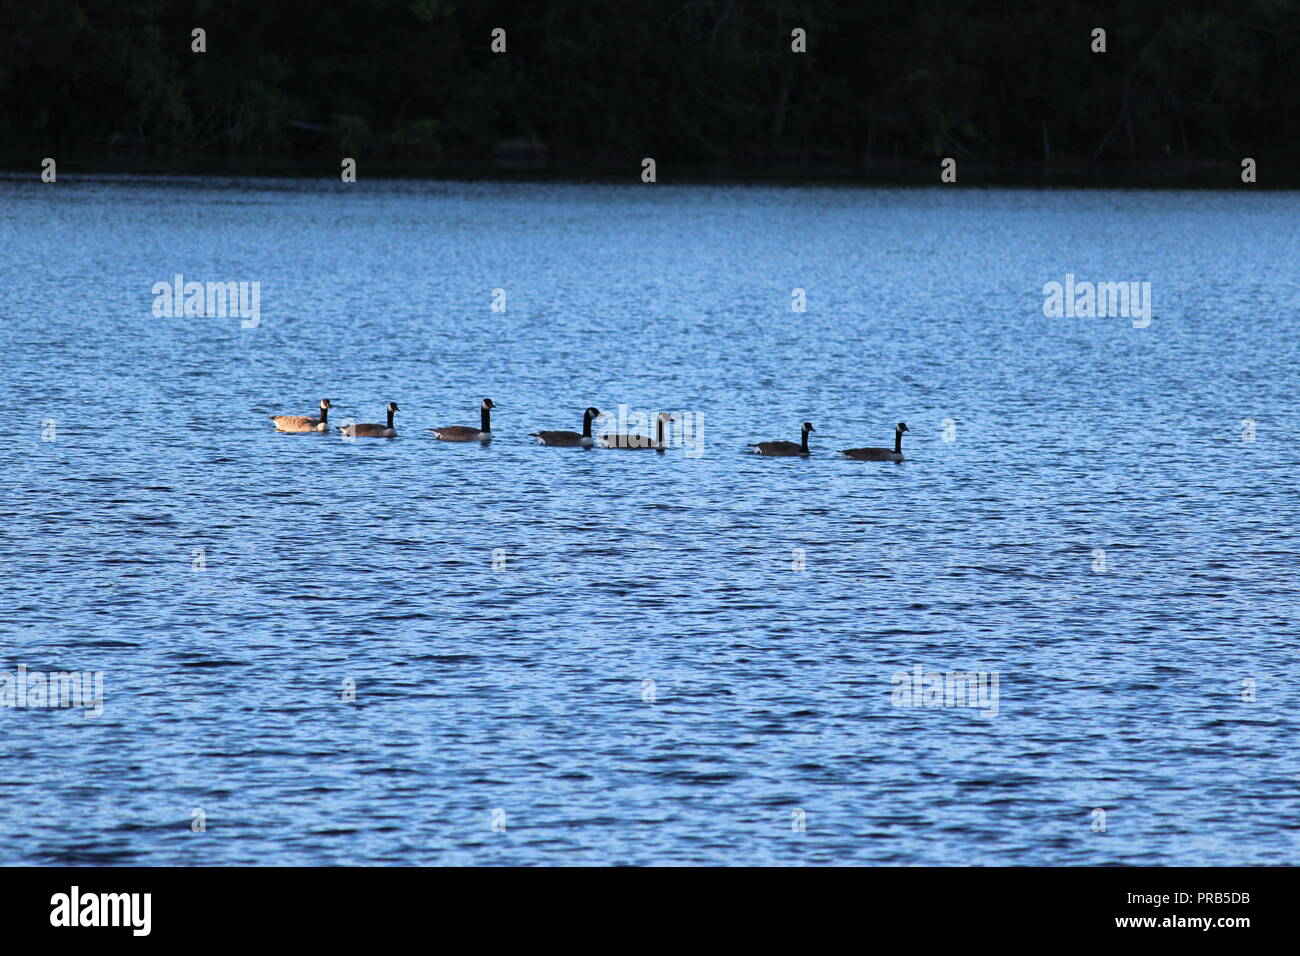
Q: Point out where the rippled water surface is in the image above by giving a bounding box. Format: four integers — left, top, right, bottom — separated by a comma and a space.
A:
1, 175, 1298, 865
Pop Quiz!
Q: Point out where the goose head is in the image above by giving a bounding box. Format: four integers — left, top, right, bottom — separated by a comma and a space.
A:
896, 422, 909, 433
482, 398, 495, 410
320, 399, 332, 411
388, 402, 400, 413
802, 422, 815, 434
584, 406, 603, 421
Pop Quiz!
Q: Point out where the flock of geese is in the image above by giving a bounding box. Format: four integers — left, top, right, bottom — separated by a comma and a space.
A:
271, 398, 910, 461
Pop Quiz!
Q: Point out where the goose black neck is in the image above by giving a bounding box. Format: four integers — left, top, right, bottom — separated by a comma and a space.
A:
319, 406, 329, 424
582, 414, 594, 438
800, 430, 809, 453
655, 416, 666, 445
895, 431, 903, 454
481, 406, 491, 432
386, 408, 395, 428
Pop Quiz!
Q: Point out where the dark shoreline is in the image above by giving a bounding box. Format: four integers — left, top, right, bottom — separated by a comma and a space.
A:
3, 153, 1294, 189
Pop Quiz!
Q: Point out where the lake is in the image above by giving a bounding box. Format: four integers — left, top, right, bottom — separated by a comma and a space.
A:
1, 173, 1297, 864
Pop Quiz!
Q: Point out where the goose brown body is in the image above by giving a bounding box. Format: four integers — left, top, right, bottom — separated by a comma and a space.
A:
432, 426, 477, 441
340, 402, 399, 439
842, 423, 908, 461
272, 399, 331, 433
533, 407, 603, 447
432, 399, 495, 441
343, 423, 392, 437
748, 421, 814, 456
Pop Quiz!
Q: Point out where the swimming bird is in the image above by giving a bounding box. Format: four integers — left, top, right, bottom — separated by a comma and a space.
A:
532, 407, 603, 447
271, 399, 332, 433
431, 398, 496, 442
601, 412, 677, 450
842, 423, 909, 461
340, 402, 399, 438
748, 421, 813, 456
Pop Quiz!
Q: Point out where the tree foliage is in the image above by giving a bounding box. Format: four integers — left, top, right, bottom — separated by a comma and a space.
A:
1, 0, 1295, 169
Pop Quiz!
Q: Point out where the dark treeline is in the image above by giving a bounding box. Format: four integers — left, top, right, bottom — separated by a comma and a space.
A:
2, 0, 1297, 179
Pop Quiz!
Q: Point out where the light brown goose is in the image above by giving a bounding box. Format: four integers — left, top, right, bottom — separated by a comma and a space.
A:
532, 407, 602, 447
748, 421, 813, 456
271, 399, 332, 433
842, 423, 908, 461
601, 412, 677, 450
431, 398, 495, 441
340, 402, 399, 439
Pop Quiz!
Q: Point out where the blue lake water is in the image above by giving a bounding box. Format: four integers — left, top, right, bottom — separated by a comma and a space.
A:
1, 174, 1297, 865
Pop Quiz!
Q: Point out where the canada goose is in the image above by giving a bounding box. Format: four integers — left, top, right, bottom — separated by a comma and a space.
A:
842, 423, 909, 461
748, 421, 813, 456
430, 398, 496, 442
532, 407, 603, 447
601, 412, 678, 450
339, 402, 399, 439
271, 398, 332, 433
